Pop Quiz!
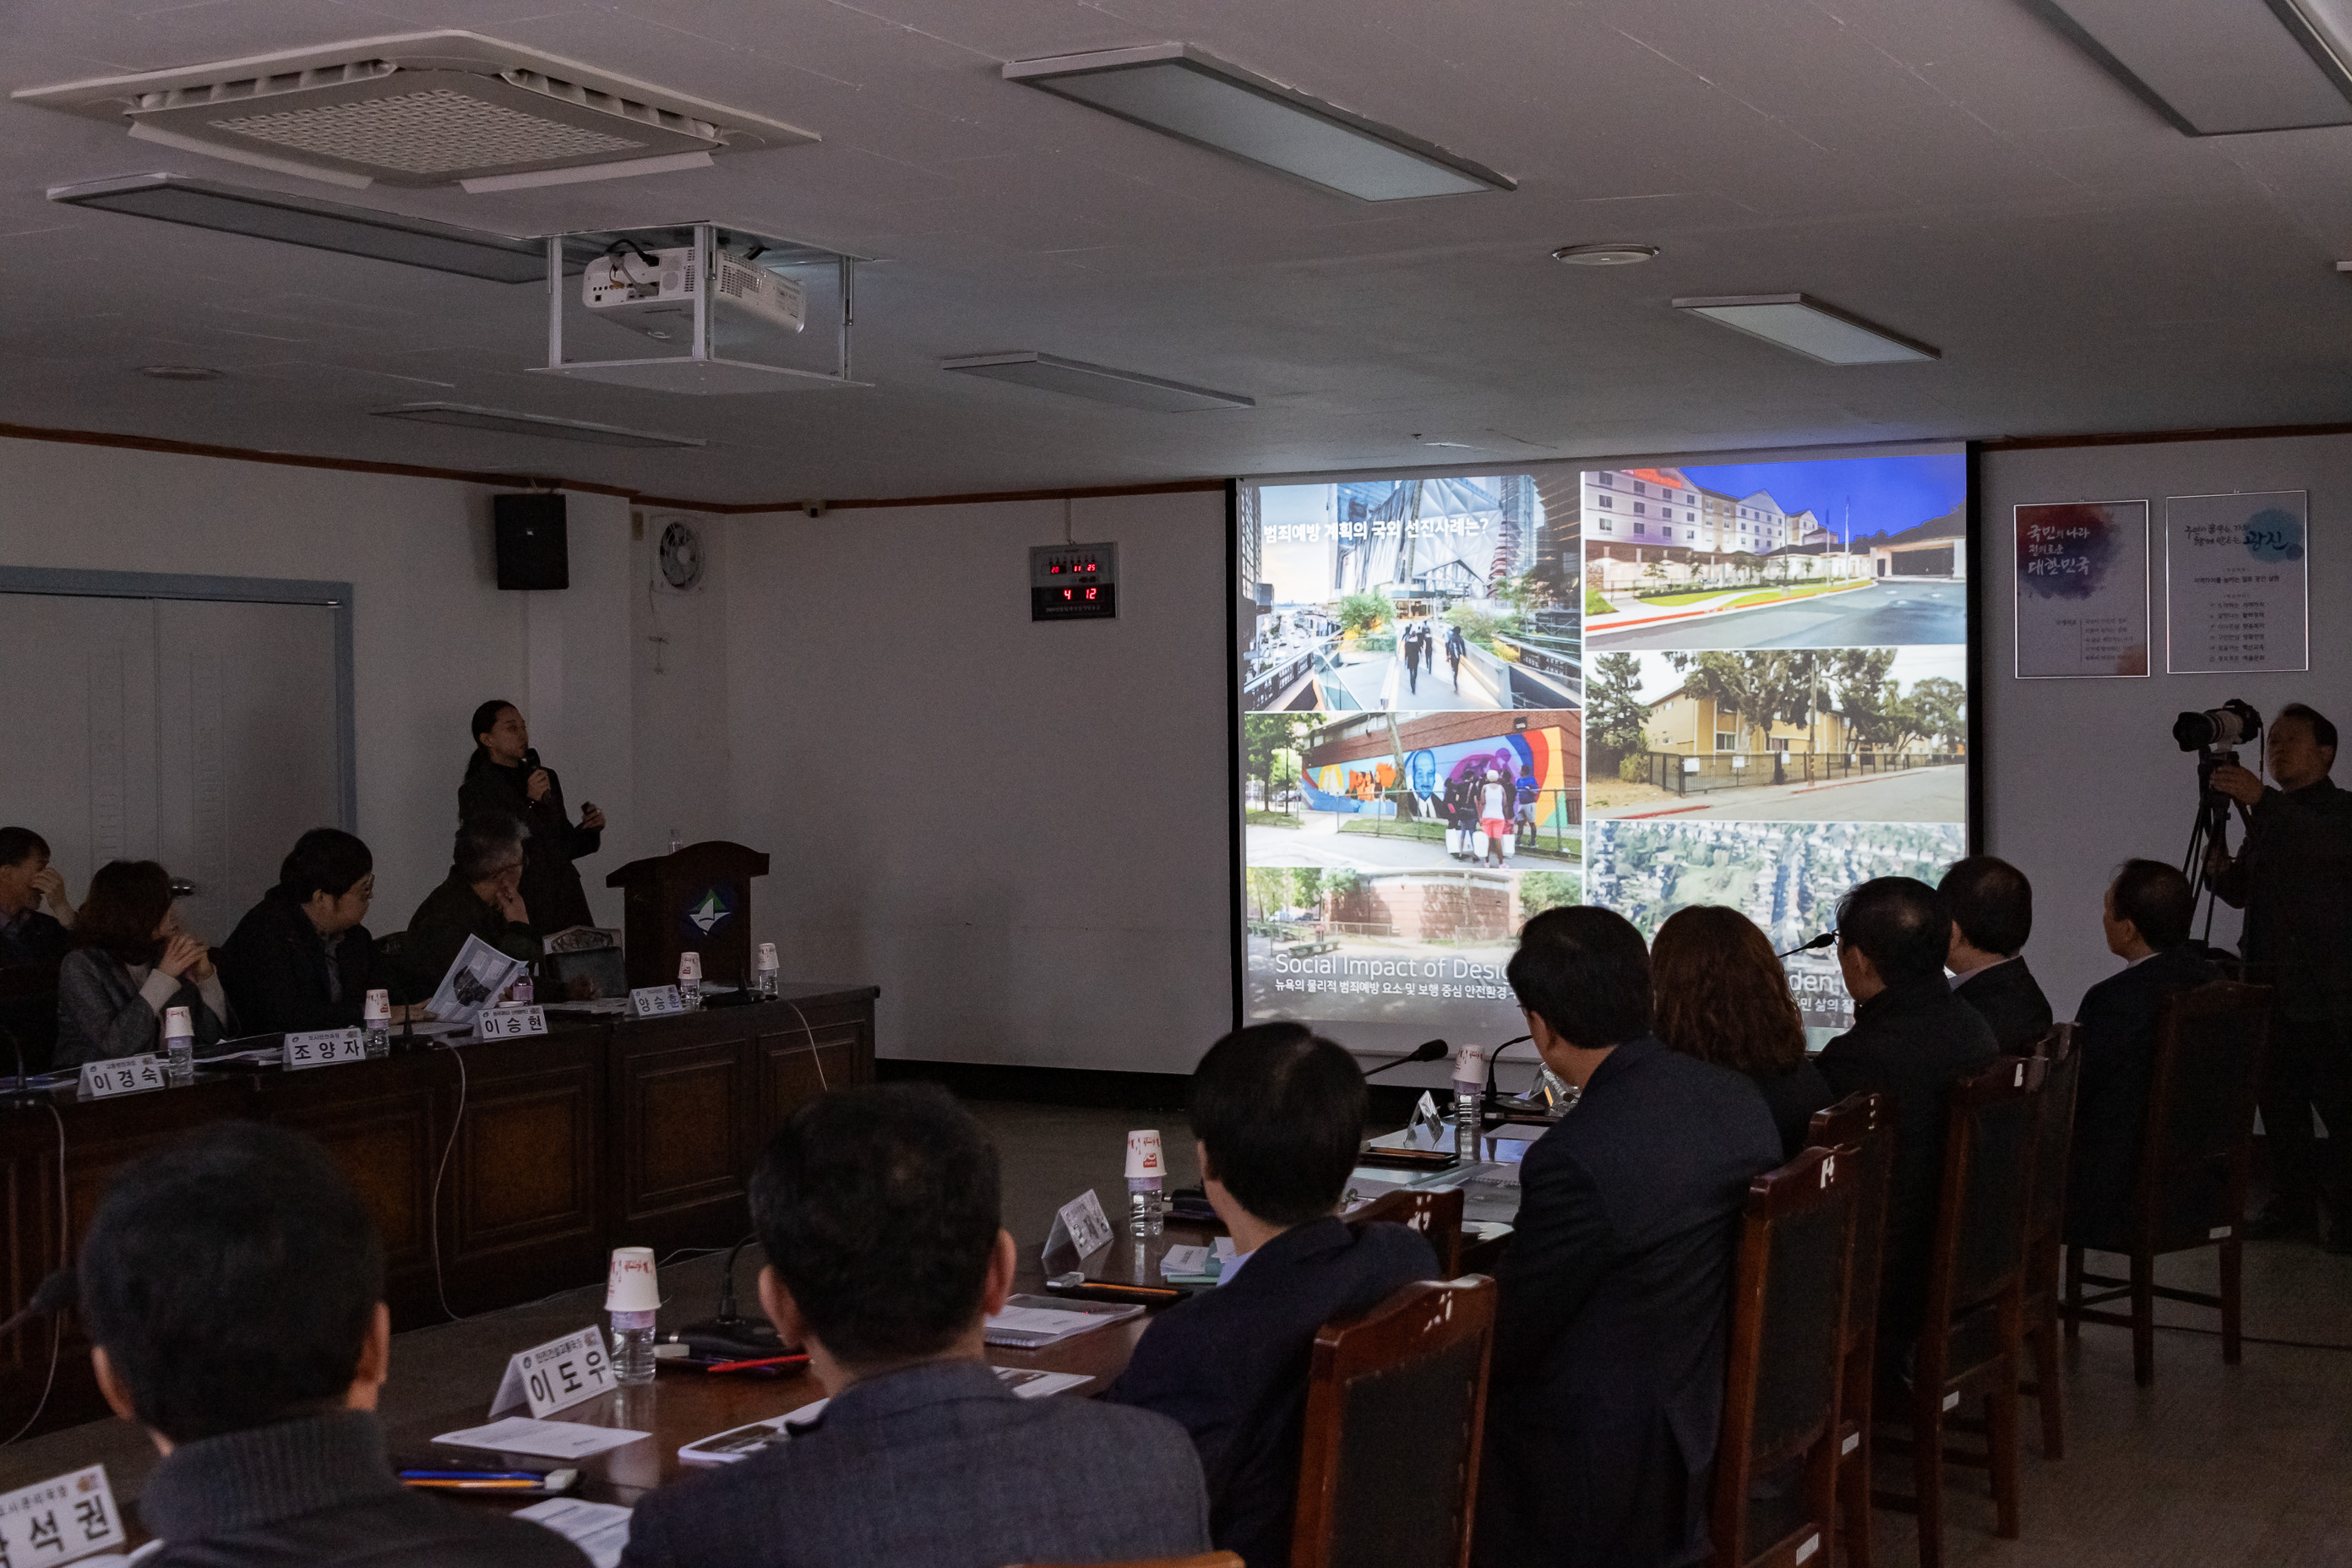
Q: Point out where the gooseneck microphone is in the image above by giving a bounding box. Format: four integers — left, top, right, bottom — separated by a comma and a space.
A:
1482, 1034, 1536, 1107
0, 1270, 77, 1340
1778, 931, 1837, 959
1362, 1039, 1449, 1079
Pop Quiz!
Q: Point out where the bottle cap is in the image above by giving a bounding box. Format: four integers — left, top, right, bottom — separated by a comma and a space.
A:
757, 942, 780, 972
1124, 1129, 1164, 1180
1452, 1042, 1487, 1087
678, 952, 702, 983
162, 1006, 194, 1040
605, 1246, 661, 1311
363, 989, 391, 1022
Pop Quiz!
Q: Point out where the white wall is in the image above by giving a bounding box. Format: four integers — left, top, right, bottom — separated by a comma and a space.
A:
1979, 434, 2352, 1020
722, 490, 1233, 1074
0, 436, 640, 933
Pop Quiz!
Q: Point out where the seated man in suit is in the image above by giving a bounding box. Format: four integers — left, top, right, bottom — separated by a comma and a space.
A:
1474, 906, 1782, 1568
2066, 859, 2217, 1246
1940, 855, 2055, 1053
619, 1085, 1211, 1568
220, 828, 390, 1035
1107, 1023, 1440, 1566
80, 1123, 588, 1567
392, 813, 541, 1003
1816, 876, 2000, 1369
0, 826, 75, 966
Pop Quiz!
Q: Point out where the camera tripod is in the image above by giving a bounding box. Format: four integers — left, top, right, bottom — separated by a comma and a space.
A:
2180, 749, 2250, 943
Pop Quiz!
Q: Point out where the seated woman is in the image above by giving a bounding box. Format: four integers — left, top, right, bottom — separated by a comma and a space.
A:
1652, 904, 1834, 1157
218, 829, 387, 1035
57, 862, 231, 1069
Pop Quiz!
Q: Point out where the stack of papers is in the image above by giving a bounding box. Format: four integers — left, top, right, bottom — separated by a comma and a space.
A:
516, 1499, 632, 1568
431, 1417, 648, 1459
980, 1294, 1144, 1348
678, 1367, 1091, 1464
1160, 1237, 1238, 1284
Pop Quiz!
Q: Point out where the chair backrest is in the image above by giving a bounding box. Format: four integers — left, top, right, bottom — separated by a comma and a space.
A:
1350, 1184, 1467, 1277
2026, 1030, 2082, 1250
1807, 1091, 1893, 1355
1712, 1144, 1858, 1568
2137, 981, 2272, 1249
1920, 1057, 2042, 1377
1292, 1276, 1496, 1568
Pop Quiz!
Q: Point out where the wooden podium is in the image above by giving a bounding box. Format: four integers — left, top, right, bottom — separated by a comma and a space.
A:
607, 841, 771, 989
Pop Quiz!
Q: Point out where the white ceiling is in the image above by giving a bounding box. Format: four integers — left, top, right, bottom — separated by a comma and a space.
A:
9, 0, 2352, 504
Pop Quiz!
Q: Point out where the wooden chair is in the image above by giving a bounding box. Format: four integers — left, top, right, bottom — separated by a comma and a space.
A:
1711, 1143, 1859, 1568
1807, 1092, 1895, 1568
1873, 1056, 2043, 1568
1015, 1557, 1243, 1568
1351, 1184, 1467, 1276
2017, 1026, 2080, 1458
1292, 1276, 1497, 1568
2065, 981, 2271, 1387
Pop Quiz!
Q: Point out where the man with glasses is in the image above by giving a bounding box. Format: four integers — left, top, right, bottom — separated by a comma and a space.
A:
392, 813, 540, 1004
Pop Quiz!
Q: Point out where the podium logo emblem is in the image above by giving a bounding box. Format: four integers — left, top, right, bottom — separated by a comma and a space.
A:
686, 886, 733, 936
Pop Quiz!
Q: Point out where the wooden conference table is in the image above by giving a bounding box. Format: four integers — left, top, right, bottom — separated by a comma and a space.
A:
0, 982, 879, 1440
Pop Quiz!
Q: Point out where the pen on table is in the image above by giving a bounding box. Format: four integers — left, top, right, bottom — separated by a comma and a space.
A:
1050, 1277, 1184, 1301
704, 1353, 812, 1373
402, 1478, 547, 1490
399, 1470, 549, 1481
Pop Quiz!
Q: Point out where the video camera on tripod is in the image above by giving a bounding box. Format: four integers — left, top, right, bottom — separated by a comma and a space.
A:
2175, 699, 2262, 927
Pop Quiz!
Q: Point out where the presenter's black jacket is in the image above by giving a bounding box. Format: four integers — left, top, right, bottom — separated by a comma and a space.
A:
392, 873, 542, 1004
1815, 977, 2000, 1345
2065, 945, 2219, 1249
2212, 776, 2352, 1021
1952, 956, 2056, 1054
217, 887, 382, 1035
459, 751, 602, 934
1105, 1216, 1439, 1567
133, 1410, 588, 1567
1473, 1037, 1782, 1568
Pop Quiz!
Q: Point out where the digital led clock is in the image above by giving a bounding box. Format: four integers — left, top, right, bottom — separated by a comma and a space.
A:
1029, 541, 1119, 622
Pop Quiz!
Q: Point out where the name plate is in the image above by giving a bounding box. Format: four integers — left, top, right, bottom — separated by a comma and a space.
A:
630, 986, 685, 1018
490, 1326, 618, 1419
285, 1027, 367, 1070
78, 1056, 166, 1101
476, 1005, 550, 1042
0, 1464, 126, 1561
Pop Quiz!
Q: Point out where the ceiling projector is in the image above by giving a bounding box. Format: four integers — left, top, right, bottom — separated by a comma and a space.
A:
583, 246, 805, 341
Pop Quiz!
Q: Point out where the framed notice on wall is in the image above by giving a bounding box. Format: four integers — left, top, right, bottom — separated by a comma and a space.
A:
2014, 499, 2148, 678
2164, 491, 2310, 673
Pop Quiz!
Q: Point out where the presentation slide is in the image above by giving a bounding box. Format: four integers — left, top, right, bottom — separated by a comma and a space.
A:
1236, 448, 1970, 1058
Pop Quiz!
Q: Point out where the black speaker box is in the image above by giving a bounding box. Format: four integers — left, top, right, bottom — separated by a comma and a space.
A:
493, 493, 569, 590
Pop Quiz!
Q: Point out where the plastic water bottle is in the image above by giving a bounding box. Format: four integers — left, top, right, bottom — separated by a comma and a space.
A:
362, 989, 391, 1060
161, 1005, 195, 1088
756, 942, 780, 1000
677, 952, 702, 1012
1453, 1043, 1487, 1162
668, 827, 683, 855
1125, 1130, 1166, 1238
606, 1247, 660, 1386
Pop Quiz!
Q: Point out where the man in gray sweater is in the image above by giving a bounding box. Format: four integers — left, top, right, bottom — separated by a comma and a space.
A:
79, 1124, 587, 1567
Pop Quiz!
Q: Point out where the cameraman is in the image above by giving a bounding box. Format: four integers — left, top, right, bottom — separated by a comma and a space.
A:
2208, 703, 2352, 1248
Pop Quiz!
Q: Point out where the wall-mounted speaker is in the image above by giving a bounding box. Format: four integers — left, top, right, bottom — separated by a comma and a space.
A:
493, 493, 569, 590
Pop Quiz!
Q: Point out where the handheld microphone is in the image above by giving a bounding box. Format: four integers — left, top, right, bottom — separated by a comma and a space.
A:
0, 1270, 77, 1339
1778, 931, 1837, 959
1362, 1040, 1449, 1079
524, 749, 542, 773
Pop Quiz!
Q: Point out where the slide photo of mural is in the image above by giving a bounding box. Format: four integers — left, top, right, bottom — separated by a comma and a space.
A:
1583, 646, 1965, 823
1241, 473, 1580, 715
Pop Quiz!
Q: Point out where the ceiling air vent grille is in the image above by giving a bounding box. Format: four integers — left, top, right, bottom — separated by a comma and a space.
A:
210, 88, 652, 176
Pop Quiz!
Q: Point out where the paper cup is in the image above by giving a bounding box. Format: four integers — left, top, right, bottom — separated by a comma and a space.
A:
1452, 1042, 1488, 1089
1124, 1129, 1164, 1180
756, 942, 780, 972
605, 1246, 661, 1311
677, 952, 702, 983
161, 1006, 194, 1041
363, 989, 391, 1024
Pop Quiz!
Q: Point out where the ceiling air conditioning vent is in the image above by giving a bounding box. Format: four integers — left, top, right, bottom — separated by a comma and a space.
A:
15, 31, 816, 192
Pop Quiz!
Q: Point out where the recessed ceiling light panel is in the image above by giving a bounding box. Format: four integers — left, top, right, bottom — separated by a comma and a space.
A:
1673, 293, 1939, 365
370, 402, 706, 448
1004, 44, 1510, 201
2025, 0, 2352, 134
1552, 242, 1658, 266
16, 31, 816, 189
139, 364, 222, 380
51, 173, 551, 282
943, 351, 1254, 411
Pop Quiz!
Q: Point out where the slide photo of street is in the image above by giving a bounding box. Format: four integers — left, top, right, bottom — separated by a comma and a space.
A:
1583, 452, 1967, 652
1241, 474, 1579, 714
1584, 647, 1965, 823
1585, 818, 1967, 1039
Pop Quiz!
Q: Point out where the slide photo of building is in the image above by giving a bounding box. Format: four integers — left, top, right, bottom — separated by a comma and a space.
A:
1241, 474, 1580, 713
1583, 647, 1965, 823
1582, 453, 1967, 651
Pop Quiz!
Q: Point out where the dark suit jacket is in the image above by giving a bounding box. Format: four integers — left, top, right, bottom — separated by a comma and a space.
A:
1474, 1037, 1783, 1568
0, 906, 70, 969
1952, 957, 2055, 1054
1107, 1216, 1439, 1567
218, 889, 384, 1035
392, 873, 541, 1004
1815, 977, 2000, 1344
2066, 945, 2219, 1248
1754, 1060, 1838, 1160
460, 754, 602, 934
618, 1359, 1211, 1568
